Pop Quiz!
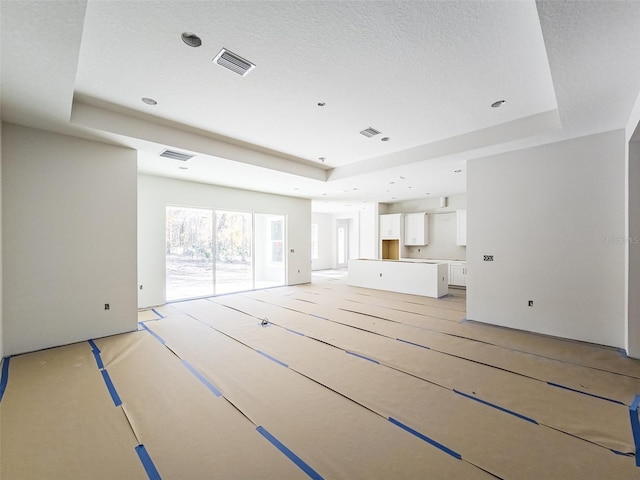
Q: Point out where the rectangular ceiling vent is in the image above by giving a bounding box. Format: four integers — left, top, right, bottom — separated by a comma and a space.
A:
159, 149, 194, 161
360, 127, 381, 138
213, 48, 256, 77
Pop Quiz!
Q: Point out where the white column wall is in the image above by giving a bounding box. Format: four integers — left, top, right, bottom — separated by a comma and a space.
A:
628, 137, 640, 357
467, 130, 626, 348
138, 174, 311, 308
2, 124, 138, 356
0, 120, 3, 359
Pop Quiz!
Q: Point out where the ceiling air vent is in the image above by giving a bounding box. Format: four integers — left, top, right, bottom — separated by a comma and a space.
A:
159, 149, 194, 161
360, 127, 381, 138
213, 48, 255, 76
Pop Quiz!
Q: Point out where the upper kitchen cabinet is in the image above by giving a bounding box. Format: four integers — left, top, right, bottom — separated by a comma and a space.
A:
404, 212, 428, 246
380, 213, 403, 239
456, 209, 467, 246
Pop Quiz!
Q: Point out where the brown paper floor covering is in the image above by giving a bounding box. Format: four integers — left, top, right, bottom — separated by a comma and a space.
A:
2, 272, 639, 479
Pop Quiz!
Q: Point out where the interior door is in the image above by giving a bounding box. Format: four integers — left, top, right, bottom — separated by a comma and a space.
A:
336, 219, 350, 268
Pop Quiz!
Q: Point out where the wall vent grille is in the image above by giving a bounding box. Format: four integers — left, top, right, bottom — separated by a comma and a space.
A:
159, 149, 194, 161
213, 48, 255, 76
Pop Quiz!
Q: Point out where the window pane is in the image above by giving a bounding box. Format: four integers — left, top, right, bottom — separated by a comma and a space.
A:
166, 206, 213, 301
215, 210, 253, 294
255, 214, 286, 288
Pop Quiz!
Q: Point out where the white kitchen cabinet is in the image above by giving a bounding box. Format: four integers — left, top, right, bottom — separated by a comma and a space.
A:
449, 261, 467, 287
379, 214, 403, 239
404, 212, 428, 246
456, 209, 467, 246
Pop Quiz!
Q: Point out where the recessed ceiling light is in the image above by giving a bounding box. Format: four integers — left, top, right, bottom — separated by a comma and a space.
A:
142, 97, 157, 105
181, 32, 202, 47
399, 176, 405, 180
491, 100, 506, 108
381, 137, 390, 142
317, 102, 326, 107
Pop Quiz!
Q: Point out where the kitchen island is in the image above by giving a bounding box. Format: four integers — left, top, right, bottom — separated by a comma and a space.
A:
347, 258, 449, 298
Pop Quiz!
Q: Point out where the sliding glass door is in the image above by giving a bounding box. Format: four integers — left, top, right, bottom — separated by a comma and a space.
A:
166, 207, 286, 301
166, 206, 214, 301
214, 210, 253, 294
255, 214, 286, 289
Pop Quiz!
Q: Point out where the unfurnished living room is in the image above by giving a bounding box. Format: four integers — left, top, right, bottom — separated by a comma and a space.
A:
2, 1, 640, 479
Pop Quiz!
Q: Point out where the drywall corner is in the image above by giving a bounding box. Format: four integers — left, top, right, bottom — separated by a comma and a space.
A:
467, 129, 626, 348
2, 124, 138, 356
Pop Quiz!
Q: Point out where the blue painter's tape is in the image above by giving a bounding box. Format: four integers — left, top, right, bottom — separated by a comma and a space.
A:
284, 327, 305, 336
101, 369, 122, 407
396, 338, 430, 350
388, 417, 461, 459
181, 360, 222, 397
88, 339, 100, 353
92, 348, 105, 370
151, 308, 165, 319
619, 348, 629, 358
629, 394, 640, 467
611, 449, 633, 456
139, 322, 166, 345
257, 426, 324, 479
346, 351, 380, 364
135, 444, 162, 480
0, 357, 11, 402
547, 382, 625, 406
257, 350, 289, 368
454, 390, 538, 424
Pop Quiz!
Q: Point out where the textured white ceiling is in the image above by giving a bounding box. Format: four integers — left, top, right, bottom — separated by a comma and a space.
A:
2, 0, 640, 210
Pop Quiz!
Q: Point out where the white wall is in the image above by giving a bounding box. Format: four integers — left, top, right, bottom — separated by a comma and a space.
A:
0, 120, 3, 360
628, 136, 640, 357
2, 124, 138, 356
311, 212, 333, 270
386, 195, 467, 260
467, 130, 626, 348
358, 202, 378, 259
138, 174, 311, 308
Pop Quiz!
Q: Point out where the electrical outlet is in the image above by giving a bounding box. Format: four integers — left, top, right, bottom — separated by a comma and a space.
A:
528, 300, 533, 307
483, 255, 494, 261
104, 303, 110, 310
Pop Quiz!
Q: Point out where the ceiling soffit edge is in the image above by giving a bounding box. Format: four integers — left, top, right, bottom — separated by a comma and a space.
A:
327, 109, 562, 181
70, 98, 328, 182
